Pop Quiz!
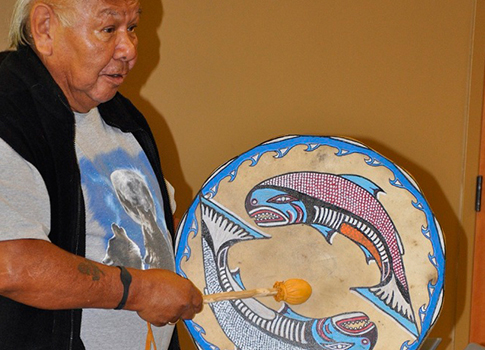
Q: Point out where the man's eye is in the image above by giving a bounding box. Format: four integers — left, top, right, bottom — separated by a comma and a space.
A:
103, 26, 115, 34
128, 24, 138, 32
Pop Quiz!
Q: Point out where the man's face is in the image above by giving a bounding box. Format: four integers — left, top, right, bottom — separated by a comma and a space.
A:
46, 0, 140, 112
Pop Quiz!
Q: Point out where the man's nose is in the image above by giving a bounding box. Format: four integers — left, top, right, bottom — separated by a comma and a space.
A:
114, 31, 137, 62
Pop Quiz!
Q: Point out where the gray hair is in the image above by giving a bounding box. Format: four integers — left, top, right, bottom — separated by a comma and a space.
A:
8, 0, 75, 49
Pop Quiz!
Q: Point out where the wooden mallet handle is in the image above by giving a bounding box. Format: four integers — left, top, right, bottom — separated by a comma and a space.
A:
203, 279, 312, 305
203, 288, 277, 304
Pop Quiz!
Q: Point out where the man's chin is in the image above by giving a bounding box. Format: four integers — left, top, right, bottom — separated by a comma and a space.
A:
71, 91, 119, 113
94, 89, 120, 105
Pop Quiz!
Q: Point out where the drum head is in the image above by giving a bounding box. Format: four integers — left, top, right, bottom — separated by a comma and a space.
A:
175, 136, 445, 350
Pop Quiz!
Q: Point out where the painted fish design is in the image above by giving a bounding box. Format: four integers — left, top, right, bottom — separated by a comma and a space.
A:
245, 171, 418, 336
200, 196, 378, 350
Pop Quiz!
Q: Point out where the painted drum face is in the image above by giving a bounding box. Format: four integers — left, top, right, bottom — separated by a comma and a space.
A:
175, 136, 445, 350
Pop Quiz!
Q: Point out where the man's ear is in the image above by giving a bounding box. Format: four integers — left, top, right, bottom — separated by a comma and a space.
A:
30, 3, 57, 56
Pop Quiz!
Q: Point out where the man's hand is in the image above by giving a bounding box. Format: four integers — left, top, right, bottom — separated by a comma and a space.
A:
128, 269, 203, 326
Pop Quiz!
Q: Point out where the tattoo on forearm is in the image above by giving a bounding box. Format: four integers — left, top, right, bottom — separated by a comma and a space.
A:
78, 261, 105, 281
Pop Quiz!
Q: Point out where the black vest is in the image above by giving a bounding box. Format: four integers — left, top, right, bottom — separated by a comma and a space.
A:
0, 46, 178, 349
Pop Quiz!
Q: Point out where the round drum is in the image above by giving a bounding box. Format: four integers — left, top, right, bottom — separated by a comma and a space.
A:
175, 136, 445, 350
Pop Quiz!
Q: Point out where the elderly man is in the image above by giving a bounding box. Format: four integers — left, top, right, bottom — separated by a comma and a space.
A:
0, 0, 203, 349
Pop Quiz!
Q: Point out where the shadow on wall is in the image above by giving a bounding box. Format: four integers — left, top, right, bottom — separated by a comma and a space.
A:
360, 137, 464, 350
118, 1, 197, 349
119, 0, 194, 220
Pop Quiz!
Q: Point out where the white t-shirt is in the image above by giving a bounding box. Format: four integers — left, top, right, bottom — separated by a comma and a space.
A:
0, 107, 176, 350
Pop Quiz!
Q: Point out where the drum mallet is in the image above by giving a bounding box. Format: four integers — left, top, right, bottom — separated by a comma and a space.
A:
203, 278, 312, 305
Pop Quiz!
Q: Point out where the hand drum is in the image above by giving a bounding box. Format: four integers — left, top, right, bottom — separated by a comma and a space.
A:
175, 136, 445, 350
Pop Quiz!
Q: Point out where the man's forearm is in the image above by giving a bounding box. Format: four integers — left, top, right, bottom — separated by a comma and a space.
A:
0, 239, 123, 310
0, 238, 203, 326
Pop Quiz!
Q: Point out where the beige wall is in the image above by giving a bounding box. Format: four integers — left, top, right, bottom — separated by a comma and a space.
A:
0, 0, 16, 50
2, 1, 484, 349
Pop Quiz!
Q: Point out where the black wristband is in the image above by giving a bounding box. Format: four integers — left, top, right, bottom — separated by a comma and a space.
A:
114, 266, 132, 310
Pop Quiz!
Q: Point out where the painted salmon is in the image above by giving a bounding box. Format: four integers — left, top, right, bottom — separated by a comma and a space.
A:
245, 171, 418, 336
